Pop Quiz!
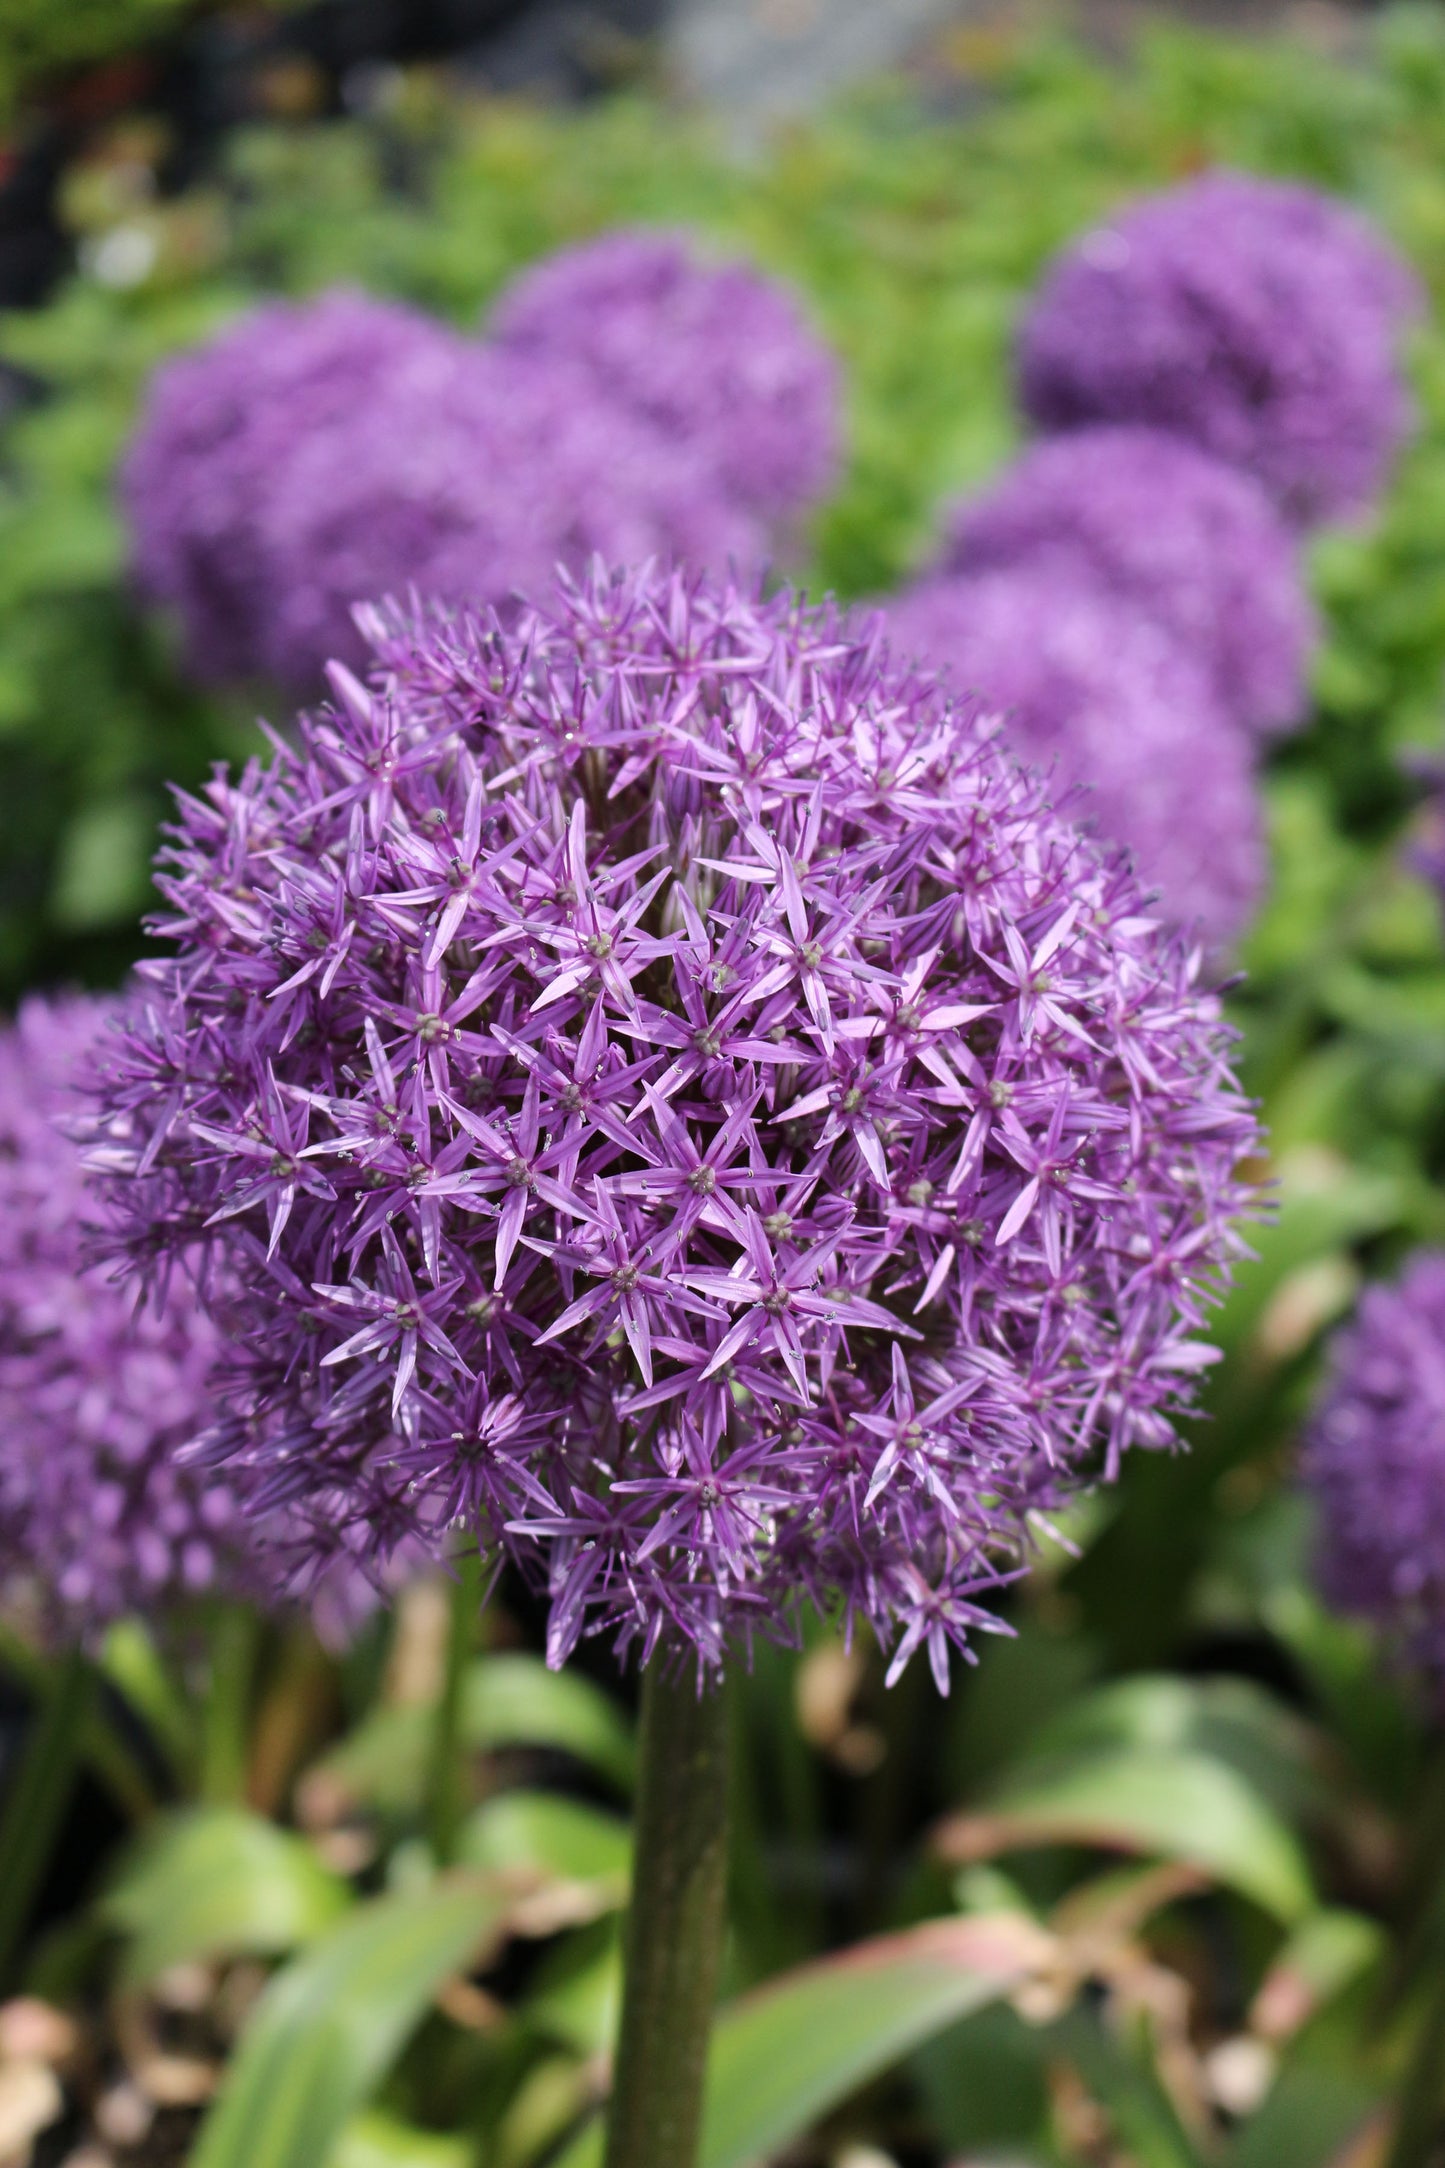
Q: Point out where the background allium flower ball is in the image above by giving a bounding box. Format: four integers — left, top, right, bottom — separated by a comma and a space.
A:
124, 288, 764, 699
883, 568, 1266, 948
1303, 1254, 1445, 1698
490, 228, 841, 527
255, 345, 763, 696
940, 428, 1315, 738
122, 290, 464, 685
94, 564, 1259, 1685
1017, 172, 1422, 526
0, 995, 248, 1637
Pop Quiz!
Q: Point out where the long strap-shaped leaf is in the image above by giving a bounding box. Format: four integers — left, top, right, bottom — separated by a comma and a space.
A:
936, 1748, 1314, 1923
311, 1656, 636, 1816
189, 1875, 516, 2168
556, 1910, 1050, 2168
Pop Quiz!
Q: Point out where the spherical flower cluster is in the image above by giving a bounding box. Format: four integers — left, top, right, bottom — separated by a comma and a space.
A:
254, 345, 762, 696
1302, 1253, 1445, 1698
883, 568, 1266, 948
1017, 171, 1422, 526
123, 288, 763, 698
490, 228, 841, 526
940, 428, 1315, 739
123, 291, 459, 687
92, 564, 1259, 1686
0, 994, 248, 1637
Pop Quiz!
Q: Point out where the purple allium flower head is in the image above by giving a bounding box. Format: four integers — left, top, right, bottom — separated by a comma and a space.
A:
883, 568, 1266, 948
91, 563, 1259, 1687
1017, 172, 1422, 526
490, 228, 841, 526
0, 994, 251, 1637
123, 288, 763, 699
941, 428, 1316, 739
256, 345, 763, 697
122, 290, 464, 686
1407, 757, 1445, 901
1303, 1253, 1445, 1698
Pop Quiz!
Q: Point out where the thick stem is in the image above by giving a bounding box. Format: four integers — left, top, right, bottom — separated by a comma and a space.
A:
201, 1602, 261, 1806
426, 1550, 482, 1867
0, 1645, 92, 1985
604, 1659, 731, 2168
1387, 1951, 1445, 2168
1382, 1735, 1445, 2168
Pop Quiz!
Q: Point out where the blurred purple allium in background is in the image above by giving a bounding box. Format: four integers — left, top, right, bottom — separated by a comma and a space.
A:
1409, 759, 1445, 900
254, 344, 762, 695
1303, 1253, 1445, 1698
1017, 171, 1421, 526
122, 290, 462, 686
0, 994, 249, 1637
883, 567, 1266, 947
123, 287, 764, 697
92, 563, 1259, 1686
940, 427, 1315, 738
490, 228, 841, 527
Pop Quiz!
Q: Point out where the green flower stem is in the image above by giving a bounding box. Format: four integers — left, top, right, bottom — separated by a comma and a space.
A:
604, 1658, 731, 2168
0, 1619, 154, 1821
99, 1618, 193, 1786
201, 1601, 262, 1805
1387, 1948, 1445, 2168
426, 1549, 483, 1867
0, 1644, 92, 1984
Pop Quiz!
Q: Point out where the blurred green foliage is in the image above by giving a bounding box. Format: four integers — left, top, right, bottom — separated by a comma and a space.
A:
0, 0, 192, 118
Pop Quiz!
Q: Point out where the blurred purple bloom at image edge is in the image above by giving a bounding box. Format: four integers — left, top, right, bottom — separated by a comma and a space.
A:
883, 566, 1267, 948
941, 427, 1316, 738
1018, 170, 1422, 525
1304, 1252, 1445, 1697
92, 562, 1260, 1688
0, 994, 250, 1636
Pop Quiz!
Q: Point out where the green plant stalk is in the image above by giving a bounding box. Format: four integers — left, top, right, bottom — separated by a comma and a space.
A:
425, 1549, 483, 1867
604, 1659, 731, 2168
201, 1601, 262, 1806
0, 1619, 154, 1821
1387, 1949, 1445, 2168
1378, 1738, 1445, 2022
0, 1644, 92, 1984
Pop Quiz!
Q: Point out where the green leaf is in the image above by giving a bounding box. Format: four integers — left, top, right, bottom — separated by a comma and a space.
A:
522, 1920, 621, 2058
1019, 1674, 1323, 1823
50, 795, 153, 931
1208, 1151, 1404, 1363
99, 1619, 195, 1779
910, 1999, 1050, 2157
937, 1748, 1314, 1922
1223, 2062, 1383, 2168
1250, 1910, 1385, 2039
1050, 2006, 1206, 2168
312, 1657, 635, 1816
103, 1808, 351, 1985
325, 2109, 473, 2168
458, 1791, 630, 1891
552, 1912, 1048, 2168
190, 1875, 516, 2168
702, 1914, 1048, 2168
